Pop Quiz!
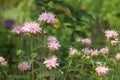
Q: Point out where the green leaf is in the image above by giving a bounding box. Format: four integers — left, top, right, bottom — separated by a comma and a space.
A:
37, 71, 50, 79
108, 58, 117, 67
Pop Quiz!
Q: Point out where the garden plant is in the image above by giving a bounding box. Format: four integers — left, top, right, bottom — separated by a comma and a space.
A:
0, 0, 120, 80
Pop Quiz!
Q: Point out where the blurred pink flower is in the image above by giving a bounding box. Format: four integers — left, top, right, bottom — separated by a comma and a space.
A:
99, 47, 109, 54
12, 26, 23, 34
47, 41, 61, 52
115, 53, 120, 60
18, 61, 29, 71
82, 48, 90, 54
111, 39, 119, 46
22, 21, 41, 34
0, 56, 7, 66
0, 56, 5, 63
38, 12, 55, 23
47, 36, 57, 42
105, 30, 118, 38
81, 38, 91, 45
1, 61, 7, 66
95, 66, 109, 76
69, 48, 77, 55
90, 49, 99, 56
43, 55, 59, 69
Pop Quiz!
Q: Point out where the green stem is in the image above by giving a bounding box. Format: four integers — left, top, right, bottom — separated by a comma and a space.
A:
99, 77, 103, 80
106, 38, 110, 62
64, 70, 68, 80
30, 36, 34, 80
81, 60, 84, 73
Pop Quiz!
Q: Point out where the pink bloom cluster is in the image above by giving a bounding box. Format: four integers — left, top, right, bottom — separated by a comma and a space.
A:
99, 47, 109, 54
43, 55, 59, 69
0, 56, 7, 66
38, 12, 55, 23
18, 61, 29, 71
22, 22, 41, 34
69, 48, 78, 55
105, 30, 118, 38
105, 30, 119, 46
12, 21, 41, 34
12, 26, 23, 34
95, 66, 109, 76
47, 36, 61, 52
115, 53, 120, 60
47, 36, 57, 42
111, 38, 119, 46
81, 38, 91, 45
90, 49, 99, 56
82, 48, 90, 54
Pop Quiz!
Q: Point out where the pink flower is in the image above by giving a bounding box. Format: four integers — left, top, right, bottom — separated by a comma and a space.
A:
105, 30, 118, 38
82, 48, 90, 54
0, 56, 5, 63
69, 48, 77, 55
115, 53, 120, 60
22, 21, 41, 34
99, 47, 109, 54
38, 12, 55, 23
90, 49, 99, 56
0, 56, 7, 66
95, 66, 109, 76
1, 61, 7, 66
47, 36, 57, 42
12, 26, 23, 34
43, 55, 59, 69
47, 41, 61, 52
111, 39, 119, 46
18, 61, 29, 71
81, 38, 91, 45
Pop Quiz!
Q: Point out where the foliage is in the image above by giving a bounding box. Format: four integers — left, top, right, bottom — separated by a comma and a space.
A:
0, 0, 120, 80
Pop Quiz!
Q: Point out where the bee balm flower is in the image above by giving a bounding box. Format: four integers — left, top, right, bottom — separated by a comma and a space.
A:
81, 38, 91, 45
22, 21, 41, 34
115, 53, 120, 60
0, 56, 7, 66
90, 49, 99, 56
99, 47, 109, 54
18, 61, 29, 71
69, 48, 77, 55
12, 26, 23, 34
47, 41, 61, 52
47, 36, 57, 42
38, 12, 55, 23
95, 66, 109, 76
105, 30, 118, 38
111, 39, 119, 46
82, 48, 90, 54
0, 56, 5, 63
43, 55, 59, 69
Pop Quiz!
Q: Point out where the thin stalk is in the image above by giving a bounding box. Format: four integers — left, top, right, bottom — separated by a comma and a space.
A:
106, 38, 110, 62
99, 77, 103, 80
30, 36, 34, 80
64, 70, 68, 80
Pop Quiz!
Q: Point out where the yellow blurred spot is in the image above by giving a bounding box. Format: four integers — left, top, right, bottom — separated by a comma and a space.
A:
54, 18, 60, 29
